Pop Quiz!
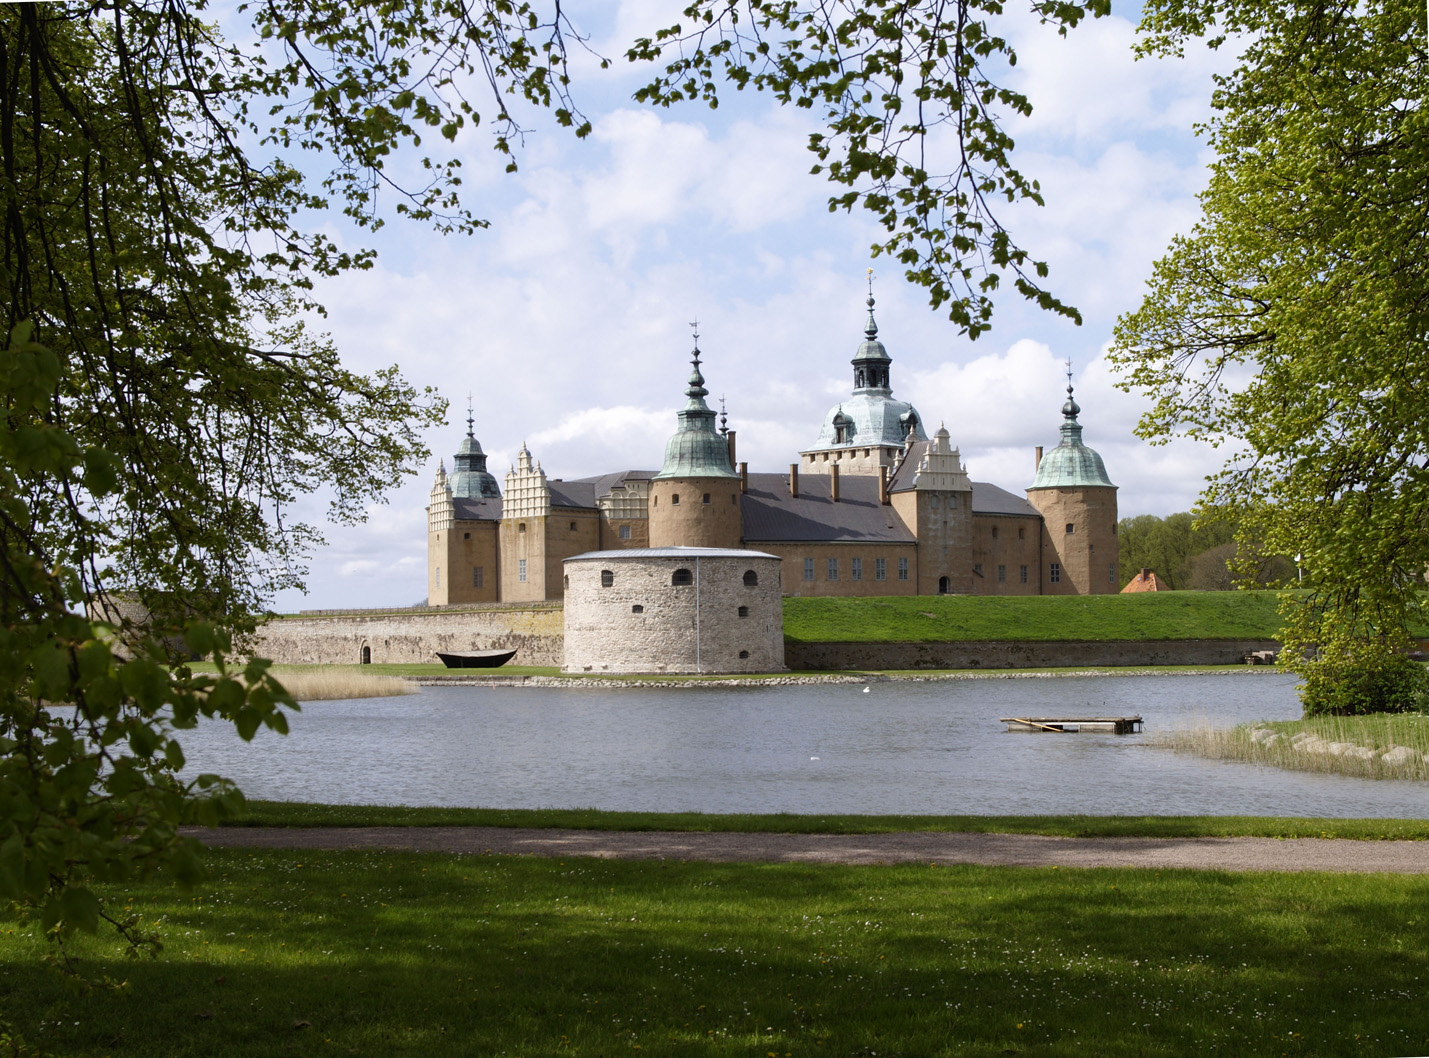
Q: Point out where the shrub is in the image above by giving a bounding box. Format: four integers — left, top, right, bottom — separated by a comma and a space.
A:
1299, 646, 1429, 716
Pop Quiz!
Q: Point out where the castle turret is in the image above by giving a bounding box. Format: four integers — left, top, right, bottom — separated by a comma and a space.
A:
648, 335, 743, 549
449, 403, 501, 499
1026, 371, 1118, 594
801, 273, 927, 476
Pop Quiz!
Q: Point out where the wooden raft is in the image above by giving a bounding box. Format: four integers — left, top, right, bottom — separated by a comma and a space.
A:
1001, 716, 1143, 735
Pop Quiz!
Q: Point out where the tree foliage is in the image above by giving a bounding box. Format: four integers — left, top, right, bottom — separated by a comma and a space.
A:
1, 0, 1112, 948
1110, 0, 1429, 711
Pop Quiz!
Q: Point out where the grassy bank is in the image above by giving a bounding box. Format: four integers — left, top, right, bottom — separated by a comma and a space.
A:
226, 802, 1429, 839
3, 847, 1426, 1057
1160, 714, 1429, 781
783, 590, 1286, 643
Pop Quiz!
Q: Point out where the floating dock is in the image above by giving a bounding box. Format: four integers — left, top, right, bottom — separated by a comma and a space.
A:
1001, 716, 1143, 734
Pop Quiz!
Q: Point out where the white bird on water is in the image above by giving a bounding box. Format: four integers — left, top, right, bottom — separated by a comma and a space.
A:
862, 686, 870, 693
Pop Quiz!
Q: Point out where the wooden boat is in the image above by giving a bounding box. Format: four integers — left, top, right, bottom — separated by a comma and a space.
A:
1001, 716, 1143, 734
436, 648, 517, 669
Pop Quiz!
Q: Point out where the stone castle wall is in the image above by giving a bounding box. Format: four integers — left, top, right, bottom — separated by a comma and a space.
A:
785, 638, 1281, 670
252, 605, 564, 666
563, 552, 784, 674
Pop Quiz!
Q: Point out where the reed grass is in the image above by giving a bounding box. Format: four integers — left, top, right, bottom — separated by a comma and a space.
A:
1158, 712, 1429, 781
261, 669, 415, 701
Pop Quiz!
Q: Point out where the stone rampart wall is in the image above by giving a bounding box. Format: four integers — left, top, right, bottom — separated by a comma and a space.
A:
252, 606, 564, 666
785, 639, 1282, 670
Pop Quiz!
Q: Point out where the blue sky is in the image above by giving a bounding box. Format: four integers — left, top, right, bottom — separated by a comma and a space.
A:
266, 3, 1239, 611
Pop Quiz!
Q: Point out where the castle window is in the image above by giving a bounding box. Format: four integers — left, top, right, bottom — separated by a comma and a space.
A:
1050, 562, 1061, 583
929, 495, 939, 509
991, 526, 999, 539
973, 563, 983, 577
898, 557, 909, 581
518, 559, 527, 582
949, 494, 958, 508
671, 494, 680, 505
619, 524, 631, 540
1109, 563, 1116, 584
875, 557, 886, 581
518, 523, 526, 533
570, 521, 578, 531
361, 645, 371, 665
672, 568, 693, 586
600, 570, 614, 587
803, 558, 814, 581
563, 574, 569, 589
851, 557, 862, 581
652, 495, 658, 506
731, 494, 737, 505
1020, 564, 1028, 583
435, 566, 441, 587
998, 564, 1006, 583
632, 604, 644, 613
473, 567, 483, 588
1019, 527, 1026, 540
827, 558, 838, 581
701, 493, 710, 504
738, 650, 750, 659
743, 570, 758, 586
1065, 522, 1075, 534
738, 606, 749, 618
938, 576, 951, 594
463, 532, 471, 540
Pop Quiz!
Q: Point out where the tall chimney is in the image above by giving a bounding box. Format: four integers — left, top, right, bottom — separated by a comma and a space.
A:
878, 465, 889, 505
830, 464, 840, 502
727, 430, 737, 467
739, 461, 748, 493
1035, 445, 1044, 471
789, 463, 799, 498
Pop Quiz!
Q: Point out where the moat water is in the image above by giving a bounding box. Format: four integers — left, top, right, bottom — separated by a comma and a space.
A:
178, 673, 1429, 817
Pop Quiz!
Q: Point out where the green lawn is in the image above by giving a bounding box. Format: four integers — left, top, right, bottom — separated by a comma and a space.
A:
3, 848, 1425, 1057
782, 591, 1287, 643
228, 802, 1429, 840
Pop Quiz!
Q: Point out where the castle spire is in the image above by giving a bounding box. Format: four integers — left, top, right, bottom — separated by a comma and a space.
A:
852, 269, 892, 393
653, 327, 737, 480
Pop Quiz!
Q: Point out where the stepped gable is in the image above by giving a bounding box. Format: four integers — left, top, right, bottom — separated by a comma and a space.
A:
740, 473, 914, 542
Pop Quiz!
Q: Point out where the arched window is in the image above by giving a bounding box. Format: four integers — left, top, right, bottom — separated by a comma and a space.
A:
738, 606, 749, 618
518, 522, 526, 533
631, 604, 644, 614
671, 493, 680, 505
563, 574, 569, 589
360, 645, 371, 665
742, 570, 758, 587
671, 568, 693, 586
738, 650, 750, 659
938, 576, 951, 594
600, 570, 614, 587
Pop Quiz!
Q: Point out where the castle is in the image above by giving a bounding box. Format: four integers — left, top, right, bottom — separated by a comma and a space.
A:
426, 289, 1119, 610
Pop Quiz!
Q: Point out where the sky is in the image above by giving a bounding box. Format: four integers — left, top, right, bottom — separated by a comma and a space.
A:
266, 2, 1241, 612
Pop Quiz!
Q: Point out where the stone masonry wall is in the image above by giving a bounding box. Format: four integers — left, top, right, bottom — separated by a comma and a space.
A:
252, 605, 564, 666
564, 553, 784, 674
785, 638, 1282, 670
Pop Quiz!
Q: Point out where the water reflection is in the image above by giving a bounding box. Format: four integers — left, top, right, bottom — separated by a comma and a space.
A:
178, 673, 1429, 817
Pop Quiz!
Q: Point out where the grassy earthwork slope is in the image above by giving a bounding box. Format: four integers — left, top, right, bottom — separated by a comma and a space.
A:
782, 590, 1286, 643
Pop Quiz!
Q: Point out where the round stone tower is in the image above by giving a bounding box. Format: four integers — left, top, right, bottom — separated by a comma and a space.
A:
1025, 372, 1118, 595
648, 337, 743, 549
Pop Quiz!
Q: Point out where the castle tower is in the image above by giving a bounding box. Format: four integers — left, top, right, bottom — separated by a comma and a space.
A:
426, 405, 503, 605
801, 274, 927, 476
648, 334, 743, 549
499, 443, 554, 601
1025, 371, 1118, 595
887, 423, 974, 594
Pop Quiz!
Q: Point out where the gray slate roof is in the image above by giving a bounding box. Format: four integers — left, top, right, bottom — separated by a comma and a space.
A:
740, 473, 914, 542
547, 470, 655, 510
452, 496, 502, 522
970, 482, 1042, 518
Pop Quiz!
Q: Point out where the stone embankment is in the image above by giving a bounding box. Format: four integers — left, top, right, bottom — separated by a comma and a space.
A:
415, 668, 1285, 690
1250, 726, 1429, 766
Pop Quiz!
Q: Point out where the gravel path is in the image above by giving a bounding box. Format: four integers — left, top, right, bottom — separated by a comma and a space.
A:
187, 826, 1429, 874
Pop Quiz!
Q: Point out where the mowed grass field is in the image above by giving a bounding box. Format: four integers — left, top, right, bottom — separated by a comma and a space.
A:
3, 847, 1426, 1057
781, 591, 1288, 643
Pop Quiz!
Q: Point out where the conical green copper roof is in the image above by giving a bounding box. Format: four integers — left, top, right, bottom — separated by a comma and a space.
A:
1029, 380, 1115, 490
654, 340, 737, 480
449, 405, 501, 499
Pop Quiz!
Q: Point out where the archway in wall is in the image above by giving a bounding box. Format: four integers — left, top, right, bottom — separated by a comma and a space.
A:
360, 644, 371, 665
938, 576, 951, 594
